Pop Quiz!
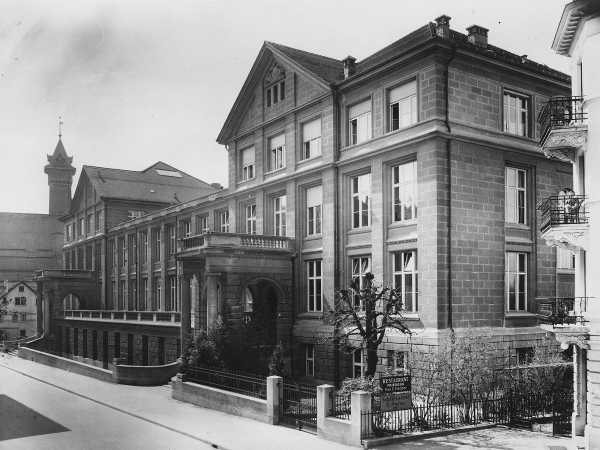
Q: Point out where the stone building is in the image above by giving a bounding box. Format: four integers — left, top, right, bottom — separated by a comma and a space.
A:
0, 281, 38, 340
38, 16, 574, 383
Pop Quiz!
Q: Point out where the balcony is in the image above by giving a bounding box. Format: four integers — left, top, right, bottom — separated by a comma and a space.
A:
538, 194, 589, 251
535, 297, 588, 327
538, 96, 587, 161
34, 269, 96, 281
63, 309, 180, 325
179, 232, 294, 256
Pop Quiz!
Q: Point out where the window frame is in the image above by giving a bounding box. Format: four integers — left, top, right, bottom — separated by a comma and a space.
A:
351, 255, 371, 309
196, 215, 209, 234
266, 79, 285, 107
217, 210, 230, 233
306, 186, 322, 237
392, 250, 418, 313
387, 80, 418, 132
301, 118, 322, 160
245, 204, 257, 235
273, 195, 287, 237
306, 259, 323, 312
351, 173, 371, 229
505, 251, 528, 312
505, 167, 528, 225
353, 348, 365, 378
240, 147, 255, 182
392, 160, 417, 223
268, 134, 286, 172
503, 89, 531, 138
305, 344, 315, 377
348, 100, 372, 146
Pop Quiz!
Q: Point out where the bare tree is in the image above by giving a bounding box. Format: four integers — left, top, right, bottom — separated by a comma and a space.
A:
332, 273, 410, 377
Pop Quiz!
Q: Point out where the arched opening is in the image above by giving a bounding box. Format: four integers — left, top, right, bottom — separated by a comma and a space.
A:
62, 293, 80, 310
242, 279, 279, 347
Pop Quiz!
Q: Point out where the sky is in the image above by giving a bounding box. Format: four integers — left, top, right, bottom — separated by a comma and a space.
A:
0, 0, 571, 214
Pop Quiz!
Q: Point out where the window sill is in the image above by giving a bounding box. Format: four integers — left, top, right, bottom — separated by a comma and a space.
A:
304, 234, 323, 241
298, 155, 322, 165
348, 227, 371, 235
388, 220, 417, 229
505, 223, 530, 231
385, 123, 419, 136
264, 167, 286, 176
504, 311, 536, 318
297, 312, 325, 320
238, 178, 255, 185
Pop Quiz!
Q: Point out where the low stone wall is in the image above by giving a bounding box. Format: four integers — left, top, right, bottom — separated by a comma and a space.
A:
172, 375, 268, 423
114, 360, 181, 386
18, 346, 113, 383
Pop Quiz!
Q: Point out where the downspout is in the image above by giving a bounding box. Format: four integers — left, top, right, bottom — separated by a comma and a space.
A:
332, 86, 341, 388
445, 44, 456, 332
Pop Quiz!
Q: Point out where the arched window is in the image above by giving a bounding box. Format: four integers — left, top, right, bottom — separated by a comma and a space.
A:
63, 294, 80, 310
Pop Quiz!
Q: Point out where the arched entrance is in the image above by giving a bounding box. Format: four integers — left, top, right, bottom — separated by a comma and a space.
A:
243, 279, 279, 346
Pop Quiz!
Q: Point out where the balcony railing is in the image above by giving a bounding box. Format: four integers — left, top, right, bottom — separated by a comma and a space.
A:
535, 297, 588, 327
538, 96, 587, 145
63, 309, 181, 324
179, 232, 293, 253
538, 194, 588, 233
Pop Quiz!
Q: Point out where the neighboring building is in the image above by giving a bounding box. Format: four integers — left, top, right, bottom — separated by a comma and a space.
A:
537, 2, 600, 448
36, 16, 573, 383
0, 281, 38, 340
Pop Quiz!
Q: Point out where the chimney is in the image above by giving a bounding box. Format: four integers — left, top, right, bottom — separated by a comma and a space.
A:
434, 15, 451, 39
343, 56, 356, 79
466, 25, 489, 47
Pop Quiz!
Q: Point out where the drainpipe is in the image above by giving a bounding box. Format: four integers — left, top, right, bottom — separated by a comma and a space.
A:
332, 86, 341, 388
445, 45, 456, 332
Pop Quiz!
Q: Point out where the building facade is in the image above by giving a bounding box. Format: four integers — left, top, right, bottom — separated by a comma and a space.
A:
0, 281, 38, 340
38, 16, 574, 383
536, 2, 600, 448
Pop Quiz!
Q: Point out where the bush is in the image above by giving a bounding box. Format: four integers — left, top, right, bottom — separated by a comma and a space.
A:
183, 331, 223, 369
268, 343, 286, 377
338, 376, 382, 396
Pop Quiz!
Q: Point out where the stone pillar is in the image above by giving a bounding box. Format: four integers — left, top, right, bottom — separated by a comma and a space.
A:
180, 272, 191, 350
573, 345, 588, 436
266, 375, 282, 425
317, 384, 334, 430
205, 273, 221, 329
586, 333, 600, 450
350, 390, 371, 446
191, 274, 199, 330
160, 222, 166, 311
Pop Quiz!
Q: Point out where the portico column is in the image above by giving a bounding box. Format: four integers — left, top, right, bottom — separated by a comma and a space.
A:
179, 272, 191, 351
205, 273, 222, 329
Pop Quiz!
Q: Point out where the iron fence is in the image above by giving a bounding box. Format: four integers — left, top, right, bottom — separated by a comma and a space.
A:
536, 297, 588, 327
538, 96, 586, 144
330, 391, 351, 420
181, 366, 267, 399
281, 383, 318, 429
361, 392, 572, 440
538, 194, 588, 232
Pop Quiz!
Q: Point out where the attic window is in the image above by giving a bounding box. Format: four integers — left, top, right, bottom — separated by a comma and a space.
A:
266, 81, 285, 107
156, 169, 182, 178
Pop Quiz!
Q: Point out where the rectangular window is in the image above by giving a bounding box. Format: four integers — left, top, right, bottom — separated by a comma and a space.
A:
168, 276, 177, 311
302, 119, 321, 160
305, 344, 315, 377
167, 225, 176, 256
196, 215, 209, 234
218, 210, 230, 233
65, 225, 71, 241
274, 195, 286, 237
153, 229, 161, 261
119, 280, 126, 310
392, 161, 417, 222
351, 256, 371, 309
158, 337, 165, 365
142, 335, 149, 365
506, 252, 527, 312
351, 173, 371, 228
353, 349, 365, 378
114, 332, 121, 359
389, 81, 418, 131
127, 334, 133, 364
79, 218, 85, 237
119, 237, 126, 267
349, 100, 372, 145
505, 167, 527, 225
245, 204, 257, 234
128, 234, 137, 266
387, 350, 408, 373
503, 91, 530, 137
393, 250, 418, 312
153, 278, 161, 311
268, 134, 286, 171
266, 80, 285, 107
74, 328, 79, 356
557, 247, 576, 270
307, 259, 322, 312
181, 220, 192, 238
129, 280, 137, 310
20, 312, 27, 321
140, 232, 148, 264
86, 214, 93, 234
95, 210, 102, 231
241, 147, 255, 181
306, 186, 322, 236
141, 278, 148, 310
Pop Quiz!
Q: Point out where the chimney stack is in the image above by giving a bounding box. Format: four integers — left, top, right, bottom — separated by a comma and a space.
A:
434, 15, 451, 39
466, 25, 489, 47
343, 56, 356, 79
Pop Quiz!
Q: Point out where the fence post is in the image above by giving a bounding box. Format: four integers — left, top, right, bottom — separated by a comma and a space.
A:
351, 390, 371, 446
266, 375, 282, 425
317, 384, 334, 431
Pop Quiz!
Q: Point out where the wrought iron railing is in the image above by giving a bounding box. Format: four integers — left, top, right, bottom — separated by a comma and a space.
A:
535, 297, 588, 327
538, 96, 587, 145
330, 391, 351, 420
361, 392, 572, 439
181, 366, 267, 399
63, 309, 181, 323
538, 194, 588, 232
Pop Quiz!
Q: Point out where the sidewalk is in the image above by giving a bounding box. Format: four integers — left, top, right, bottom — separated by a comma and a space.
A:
0, 353, 351, 450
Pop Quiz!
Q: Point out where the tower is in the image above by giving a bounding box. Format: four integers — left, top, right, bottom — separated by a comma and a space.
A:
44, 137, 75, 216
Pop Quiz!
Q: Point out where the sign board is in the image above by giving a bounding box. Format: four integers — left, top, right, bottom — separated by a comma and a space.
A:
380, 392, 412, 411
379, 374, 411, 393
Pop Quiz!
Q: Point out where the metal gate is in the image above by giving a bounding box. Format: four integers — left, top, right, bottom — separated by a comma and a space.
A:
280, 383, 317, 431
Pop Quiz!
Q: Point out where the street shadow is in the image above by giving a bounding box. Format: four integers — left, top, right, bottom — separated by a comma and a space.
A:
0, 395, 69, 441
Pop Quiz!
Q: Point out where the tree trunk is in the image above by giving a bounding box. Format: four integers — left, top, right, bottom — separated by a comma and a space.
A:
366, 342, 378, 377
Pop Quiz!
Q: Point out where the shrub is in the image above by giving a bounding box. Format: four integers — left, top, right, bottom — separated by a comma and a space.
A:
268, 343, 286, 377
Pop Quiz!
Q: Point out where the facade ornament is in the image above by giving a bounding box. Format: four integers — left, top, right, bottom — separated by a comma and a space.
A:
265, 63, 286, 85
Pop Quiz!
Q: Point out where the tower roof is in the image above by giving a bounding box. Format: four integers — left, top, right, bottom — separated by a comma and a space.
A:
46, 138, 73, 167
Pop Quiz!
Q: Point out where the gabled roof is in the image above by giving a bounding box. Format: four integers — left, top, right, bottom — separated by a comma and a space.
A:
267, 42, 344, 84
81, 161, 218, 205
0, 281, 37, 300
